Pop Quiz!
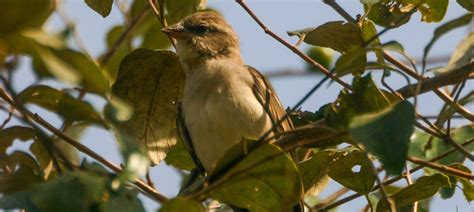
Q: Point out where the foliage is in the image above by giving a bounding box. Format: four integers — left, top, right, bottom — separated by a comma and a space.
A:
0, 0, 472, 211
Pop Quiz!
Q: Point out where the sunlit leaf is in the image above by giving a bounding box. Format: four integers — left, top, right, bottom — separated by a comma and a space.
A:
111, 49, 185, 165
303, 21, 364, 52
84, 0, 113, 18
350, 101, 415, 175
365, 2, 412, 28
450, 164, 474, 202
328, 148, 375, 194
209, 143, 302, 211
160, 198, 205, 212
413, 0, 449, 23
376, 173, 450, 211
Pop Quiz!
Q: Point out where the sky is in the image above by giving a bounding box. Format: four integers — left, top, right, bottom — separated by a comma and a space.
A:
3, 0, 473, 211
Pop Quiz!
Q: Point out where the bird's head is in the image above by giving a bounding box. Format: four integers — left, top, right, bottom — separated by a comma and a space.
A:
162, 12, 242, 67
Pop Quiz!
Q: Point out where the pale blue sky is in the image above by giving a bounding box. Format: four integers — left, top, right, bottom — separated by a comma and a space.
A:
4, 0, 473, 211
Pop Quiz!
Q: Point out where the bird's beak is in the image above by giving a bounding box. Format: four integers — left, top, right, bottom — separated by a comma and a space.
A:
162, 24, 188, 39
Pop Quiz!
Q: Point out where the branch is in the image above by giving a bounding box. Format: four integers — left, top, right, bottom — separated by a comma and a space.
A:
408, 157, 474, 180
99, 6, 150, 65
322, 0, 474, 122
235, 0, 351, 90
316, 138, 474, 211
398, 62, 473, 98
0, 88, 168, 203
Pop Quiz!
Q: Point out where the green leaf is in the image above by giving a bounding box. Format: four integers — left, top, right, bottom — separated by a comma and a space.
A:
324, 74, 397, 130
303, 21, 364, 52
164, 138, 195, 171
376, 173, 450, 211
349, 101, 415, 175
164, 0, 207, 24
450, 164, 474, 202
111, 49, 185, 165
17, 85, 106, 126
305, 46, 334, 72
423, 14, 472, 69
0, 127, 53, 177
412, 124, 474, 165
209, 143, 302, 211
84, 0, 113, 18
100, 188, 145, 212
103, 25, 132, 81
0, 126, 37, 154
160, 198, 205, 212
298, 150, 331, 195
335, 48, 367, 76
0, 151, 43, 194
415, 0, 449, 23
360, 0, 381, 7
365, 2, 412, 28
457, 0, 474, 12
435, 33, 474, 75
328, 148, 375, 194
32, 172, 106, 211
0, 0, 54, 36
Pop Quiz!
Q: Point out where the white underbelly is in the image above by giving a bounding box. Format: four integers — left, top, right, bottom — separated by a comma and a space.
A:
183, 81, 270, 171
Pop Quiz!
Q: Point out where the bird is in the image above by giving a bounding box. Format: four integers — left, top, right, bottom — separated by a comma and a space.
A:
162, 11, 294, 174
162, 11, 293, 172
162, 11, 302, 212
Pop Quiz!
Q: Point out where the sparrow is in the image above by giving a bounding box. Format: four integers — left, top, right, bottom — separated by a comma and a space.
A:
162, 11, 293, 174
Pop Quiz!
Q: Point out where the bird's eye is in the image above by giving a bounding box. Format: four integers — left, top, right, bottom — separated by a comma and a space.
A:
188, 25, 210, 34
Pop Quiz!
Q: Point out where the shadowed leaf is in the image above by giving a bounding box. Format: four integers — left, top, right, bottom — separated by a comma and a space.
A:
327, 148, 375, 194
209, 143, 302, 211
350, 101, 415, 175
160, 198, 205, 212
84, 0, 113, 18
303, 21, 364, 52
111, 49, 185, 165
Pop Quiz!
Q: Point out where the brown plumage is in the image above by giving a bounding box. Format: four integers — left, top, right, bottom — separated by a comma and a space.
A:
163, 11, 294, 172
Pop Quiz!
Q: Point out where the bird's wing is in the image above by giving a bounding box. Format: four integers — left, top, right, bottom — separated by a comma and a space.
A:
175, 102, 206, 174
246, 65, 294, 137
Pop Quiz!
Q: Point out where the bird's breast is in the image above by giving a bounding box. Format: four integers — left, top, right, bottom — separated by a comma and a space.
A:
182, 63, 271, 171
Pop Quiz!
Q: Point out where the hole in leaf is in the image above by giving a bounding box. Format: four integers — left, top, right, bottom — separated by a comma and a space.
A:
351, 165, 361, 173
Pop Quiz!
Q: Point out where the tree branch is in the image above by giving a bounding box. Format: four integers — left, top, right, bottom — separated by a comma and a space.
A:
99, 6, 150, 65
0, 88, 168, 203
398, 62, 473, 98
408, 157, 474, 180
316, 138, 474, 211
321, 0, 474, 122
235, 0, 351, 90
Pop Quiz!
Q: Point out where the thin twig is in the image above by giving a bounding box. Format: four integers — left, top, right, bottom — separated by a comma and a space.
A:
0, 88, 168, 203
322, 0, 474, 122
316, 138, 474, 211
408, 157, 474, 180
100, 6, 150, 65
235, 0, 351, 89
